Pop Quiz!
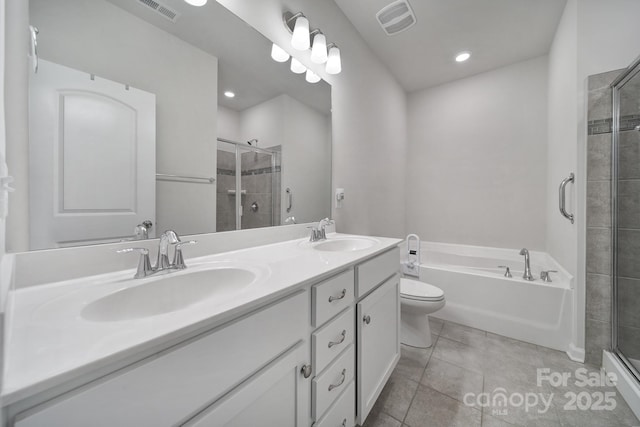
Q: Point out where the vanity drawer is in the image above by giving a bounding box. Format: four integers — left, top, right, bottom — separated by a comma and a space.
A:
312, 307, 354, 375
314, 381, 355, 427
312, 269, 354, 327
312, 344, 355, 421
356, 247, 399, 298
15, 291, 308, 427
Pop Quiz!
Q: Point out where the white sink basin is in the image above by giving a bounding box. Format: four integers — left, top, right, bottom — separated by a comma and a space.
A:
82, 266, 258, 322
313, 238, 378, 252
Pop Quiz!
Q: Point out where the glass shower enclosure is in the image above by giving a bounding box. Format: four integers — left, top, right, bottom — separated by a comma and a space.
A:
612, 58, 640, 379
216, 138, 281, 232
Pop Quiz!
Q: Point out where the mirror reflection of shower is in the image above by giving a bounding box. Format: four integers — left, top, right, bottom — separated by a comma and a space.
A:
216, 138, 281, 232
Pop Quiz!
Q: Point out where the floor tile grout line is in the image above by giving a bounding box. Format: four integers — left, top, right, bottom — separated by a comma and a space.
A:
401, 335, 438, 426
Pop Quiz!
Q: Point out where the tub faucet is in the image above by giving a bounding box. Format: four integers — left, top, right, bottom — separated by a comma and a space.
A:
519, 248, 535, 281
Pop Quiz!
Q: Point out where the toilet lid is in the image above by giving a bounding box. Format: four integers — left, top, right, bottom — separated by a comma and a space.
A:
400, 278, 444, 301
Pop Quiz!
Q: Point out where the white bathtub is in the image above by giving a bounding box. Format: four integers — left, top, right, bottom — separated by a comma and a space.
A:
406, 242, 575, 352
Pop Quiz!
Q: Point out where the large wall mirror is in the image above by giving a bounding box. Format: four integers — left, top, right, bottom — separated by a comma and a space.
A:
19, 0, 332, 250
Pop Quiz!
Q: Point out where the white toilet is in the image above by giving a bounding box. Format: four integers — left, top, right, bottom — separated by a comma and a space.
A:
400, 278, 445, 348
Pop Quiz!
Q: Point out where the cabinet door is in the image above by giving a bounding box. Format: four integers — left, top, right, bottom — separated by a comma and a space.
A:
184, 341, 310, 427
356, 275, 400, 425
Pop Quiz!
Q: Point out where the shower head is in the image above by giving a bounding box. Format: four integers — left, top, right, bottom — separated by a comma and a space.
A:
247, 139, 258, 146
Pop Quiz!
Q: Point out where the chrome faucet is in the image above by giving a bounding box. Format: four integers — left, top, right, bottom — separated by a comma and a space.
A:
118, 230, 197, 279
309, 218, 334, 242
157, 230, 180, 270
519, 248, 535, 281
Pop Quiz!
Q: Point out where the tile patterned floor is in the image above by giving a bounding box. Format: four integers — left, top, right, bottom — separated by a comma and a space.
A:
362, 318, 640, 427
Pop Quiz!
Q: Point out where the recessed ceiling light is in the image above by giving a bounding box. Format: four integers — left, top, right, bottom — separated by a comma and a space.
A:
184, 0, 207, 6
224, 91, 235, 98
455, 52, 471, 62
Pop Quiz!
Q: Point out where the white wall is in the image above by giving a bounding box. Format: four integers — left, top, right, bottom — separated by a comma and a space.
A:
217, 106, 242, 142
406, 56, 549, 249
26, 0, 218, 238
235, 94, 331, 223
547, 0, 578, 279
280, 96, 331, 223
546, 0, 580, 352
4, 0, 28, 252
216, 0, 407, 239
239, 96, 285, 149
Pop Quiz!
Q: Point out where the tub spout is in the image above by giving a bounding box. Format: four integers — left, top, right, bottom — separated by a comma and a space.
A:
519, 248, 535, 281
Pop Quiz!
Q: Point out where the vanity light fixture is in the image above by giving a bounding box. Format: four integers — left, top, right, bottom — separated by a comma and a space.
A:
224, 91, 235, 98
305, 69, 321, 83
281, 11, 342, 78
271, 43, 290, 63
455, 51, 471, 62
310, 31, 328, 64
290, 58, 307, 74
289, 14, 310, 51
183, 0, 207, 6
326, 43, 342, 75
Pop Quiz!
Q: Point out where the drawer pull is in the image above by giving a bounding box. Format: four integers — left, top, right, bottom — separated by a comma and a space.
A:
363, 315, 371, 324
328, 330, 347, 348
301, 364, 312, 378
328, 368, 346, 391
328, 288, 347, 303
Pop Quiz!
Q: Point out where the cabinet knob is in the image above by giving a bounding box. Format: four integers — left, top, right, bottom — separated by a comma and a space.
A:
342, 418, 347, 427
363, 315, 371, 325
301, 364, 312, 378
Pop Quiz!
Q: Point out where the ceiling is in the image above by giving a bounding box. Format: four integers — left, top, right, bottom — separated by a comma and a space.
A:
106, 0, 330, 113
334, 0, 567, 92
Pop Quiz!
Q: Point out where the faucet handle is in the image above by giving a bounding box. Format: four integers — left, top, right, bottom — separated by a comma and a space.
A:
173, 240, 197, 269
498, 265, 512, 278
117, 247, 153, 279
540, 270, 558, 283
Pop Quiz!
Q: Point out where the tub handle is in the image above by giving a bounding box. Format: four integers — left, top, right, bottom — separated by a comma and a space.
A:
498, 266, 512, 278
540, 270, 558, 283
559, 173, 575, 224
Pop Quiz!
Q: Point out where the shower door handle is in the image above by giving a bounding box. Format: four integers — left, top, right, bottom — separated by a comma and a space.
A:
559, 173, 575, 224
286, 188, 292, 213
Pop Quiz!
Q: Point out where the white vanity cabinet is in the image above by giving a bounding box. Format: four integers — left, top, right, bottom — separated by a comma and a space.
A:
309, 247, 400, 427
356, 275, 400, 424
184, 341, 310, 427
7, 244, 401, 427
355, 248, 401, 425
13, 291, 310, 427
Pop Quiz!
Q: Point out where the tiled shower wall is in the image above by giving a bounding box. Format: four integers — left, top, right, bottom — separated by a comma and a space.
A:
585, 68, 640, 366
585, 70, 619, 366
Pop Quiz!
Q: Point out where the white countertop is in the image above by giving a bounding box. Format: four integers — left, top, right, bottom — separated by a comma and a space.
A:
2, 233, 401, 404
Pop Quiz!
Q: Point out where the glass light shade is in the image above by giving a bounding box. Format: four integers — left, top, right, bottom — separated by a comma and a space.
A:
310, 34, 328, 64
184, 0, 207, 6
305, 69, 321, 83
291, 16, 310, 50
326, 46, 342, 75
271, 43, 290, 63
290, 58, 306, 74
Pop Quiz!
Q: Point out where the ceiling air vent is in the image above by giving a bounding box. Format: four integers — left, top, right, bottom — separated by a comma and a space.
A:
137, 0, 181, 23
376, 0, 416, 36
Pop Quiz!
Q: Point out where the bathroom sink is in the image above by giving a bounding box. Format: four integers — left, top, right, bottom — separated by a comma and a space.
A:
313, 237, 378, 252
81, 267, 258, 322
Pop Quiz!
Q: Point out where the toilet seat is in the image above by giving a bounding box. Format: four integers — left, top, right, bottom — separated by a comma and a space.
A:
400, 278, 444, 302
